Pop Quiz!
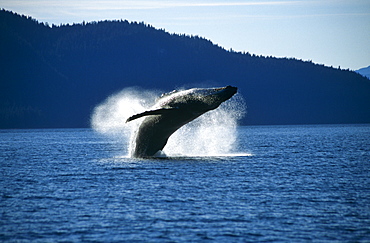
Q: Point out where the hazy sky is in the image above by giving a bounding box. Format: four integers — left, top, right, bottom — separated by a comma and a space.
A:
2, 0, 370, 70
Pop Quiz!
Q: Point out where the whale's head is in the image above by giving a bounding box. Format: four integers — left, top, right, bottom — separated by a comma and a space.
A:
157, 85, 237, 114
205, 85, 238, 106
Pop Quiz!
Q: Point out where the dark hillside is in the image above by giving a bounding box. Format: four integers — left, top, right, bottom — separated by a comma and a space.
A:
1, 9, 369, 128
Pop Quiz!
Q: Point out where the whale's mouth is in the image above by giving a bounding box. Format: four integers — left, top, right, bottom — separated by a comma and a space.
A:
215, 86, 238, 101
215, 85, 237, 91
214, 86, 238, 96
225, 85, 238, 92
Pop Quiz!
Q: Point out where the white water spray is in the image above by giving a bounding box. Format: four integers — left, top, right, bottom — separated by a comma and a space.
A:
91, 87, 246, 157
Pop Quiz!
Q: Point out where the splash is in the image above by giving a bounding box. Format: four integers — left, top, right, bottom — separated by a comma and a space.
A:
91, 87, 246, 157
91, 87, 159, 155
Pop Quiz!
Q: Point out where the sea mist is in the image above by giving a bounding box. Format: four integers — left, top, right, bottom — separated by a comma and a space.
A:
91, 87, 246, 157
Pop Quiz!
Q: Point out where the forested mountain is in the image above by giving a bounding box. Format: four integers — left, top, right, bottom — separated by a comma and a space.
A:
1, 9, 370, 128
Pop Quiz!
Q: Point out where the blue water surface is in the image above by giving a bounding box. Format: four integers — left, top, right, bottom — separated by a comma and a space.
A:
1, 125, 369, 242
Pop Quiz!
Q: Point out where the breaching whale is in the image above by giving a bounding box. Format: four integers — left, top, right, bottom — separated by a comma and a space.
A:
126, 85, 238, 158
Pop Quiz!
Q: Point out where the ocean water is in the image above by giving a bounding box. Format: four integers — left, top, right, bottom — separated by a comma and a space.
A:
1, 125, 369, 242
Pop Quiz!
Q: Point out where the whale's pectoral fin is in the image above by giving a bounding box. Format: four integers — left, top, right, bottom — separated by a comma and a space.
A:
126, 108, 178, 123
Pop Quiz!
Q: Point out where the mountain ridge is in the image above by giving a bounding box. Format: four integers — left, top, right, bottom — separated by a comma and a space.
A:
356, 66, 370, 79
1, 9, 369, 128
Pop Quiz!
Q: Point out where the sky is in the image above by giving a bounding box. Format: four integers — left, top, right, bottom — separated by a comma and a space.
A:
2, 0, 370, 70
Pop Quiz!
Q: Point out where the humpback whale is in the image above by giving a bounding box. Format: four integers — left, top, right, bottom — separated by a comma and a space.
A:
126, 85, 238, 158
